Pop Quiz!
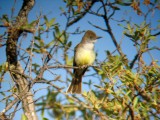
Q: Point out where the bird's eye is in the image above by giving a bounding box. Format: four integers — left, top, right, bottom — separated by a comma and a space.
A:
90, 36, 93, 40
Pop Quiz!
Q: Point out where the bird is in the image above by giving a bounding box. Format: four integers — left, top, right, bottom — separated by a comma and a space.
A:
67, 30, 101, 94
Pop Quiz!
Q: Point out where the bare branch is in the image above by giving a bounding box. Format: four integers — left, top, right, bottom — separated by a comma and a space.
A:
152, 31, 160, 36
0, 98, 19, 116
130, 53, 139, 69
67, 1, 96, 27
100, 0, 125, 58
88, 21, 109, 32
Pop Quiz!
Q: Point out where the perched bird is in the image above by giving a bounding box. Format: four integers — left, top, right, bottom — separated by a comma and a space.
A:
67, 30, 101, 94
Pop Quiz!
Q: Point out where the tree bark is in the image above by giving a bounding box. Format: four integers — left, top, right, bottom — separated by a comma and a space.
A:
6, 0, 38, 119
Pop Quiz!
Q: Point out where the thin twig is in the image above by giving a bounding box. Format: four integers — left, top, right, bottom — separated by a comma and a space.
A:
88, 21, 108, 32
0, 98, 19, 116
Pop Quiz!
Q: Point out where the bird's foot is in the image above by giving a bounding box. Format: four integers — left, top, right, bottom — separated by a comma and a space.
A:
80, 65, 88, 69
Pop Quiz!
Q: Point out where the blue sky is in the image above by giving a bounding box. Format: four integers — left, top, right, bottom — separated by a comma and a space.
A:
0, 0, 160, 119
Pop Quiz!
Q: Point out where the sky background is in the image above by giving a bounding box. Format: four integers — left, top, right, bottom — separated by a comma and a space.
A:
0, 0, 160, 119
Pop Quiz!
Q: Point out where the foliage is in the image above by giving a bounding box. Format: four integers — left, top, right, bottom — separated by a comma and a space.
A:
0, 0, 160, 120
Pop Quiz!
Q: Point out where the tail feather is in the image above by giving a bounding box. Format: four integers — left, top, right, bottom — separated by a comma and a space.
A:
67, 77, 82, 94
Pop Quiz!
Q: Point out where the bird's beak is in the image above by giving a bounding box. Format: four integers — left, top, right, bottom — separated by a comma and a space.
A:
96, 36, 102, 39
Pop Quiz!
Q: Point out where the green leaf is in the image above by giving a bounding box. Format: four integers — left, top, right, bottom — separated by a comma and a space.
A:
44, 16, 56, 28
65, 55, 73, 66
45, 40, 54, 48
34, 43, 40, 48
36, 102, 46, 106
67, 41, 72, 47
39, 39, 45, 46
112, 6, 120, 10
94, 85, 102, 89
39, 26, 45, 31
116, 0, 132, 6
124, 33, 134, 39
43, 118, 49, 120
32, 48, 41, 53
148, 35, 156, 40
44, 15, 50, 29
2, 14, 9, 22
134, 30, 140, 40
82, 91, 87, 97
49, 18, 56, 26
54, 26, 60, 37
118, 23, 125, 27
97, 69, 104, 75
32, 63, 40, 71
126, 90, 132, 96
0, 92, 5, 96
89, 91, 97, 103
133, 97, 138, 108
67, 97, 75, 104
0, 62, 8, 74
28, 20, 37, 28
34, 36, 41, 40
21, 114, 27, 120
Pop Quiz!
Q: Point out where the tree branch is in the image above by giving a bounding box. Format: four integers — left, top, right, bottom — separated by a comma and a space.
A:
152, 31, 160, 36
88, 21, 109, 32
67, 1, 96, 27
128, 104, 134, 120
130, 53, 139, 69
5, 0, 38, 119
100, 0, 125, 58
0, 98, 19, 117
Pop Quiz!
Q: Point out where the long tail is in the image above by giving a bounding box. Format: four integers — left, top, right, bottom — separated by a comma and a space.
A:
67, 77, 82, 94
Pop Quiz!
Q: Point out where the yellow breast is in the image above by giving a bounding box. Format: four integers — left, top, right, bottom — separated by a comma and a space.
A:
75, 47, 95, 66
